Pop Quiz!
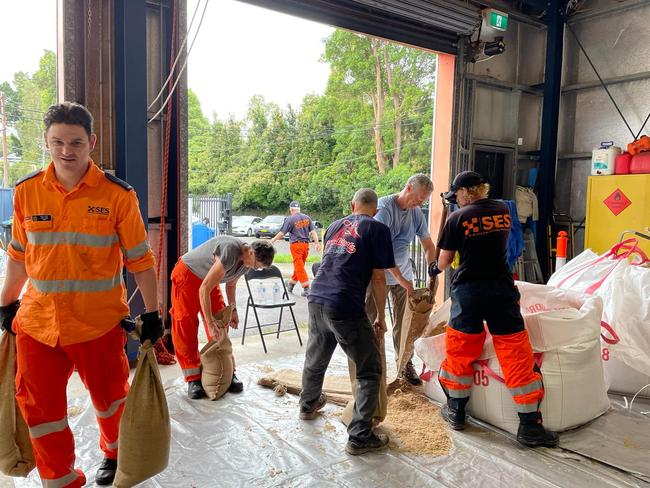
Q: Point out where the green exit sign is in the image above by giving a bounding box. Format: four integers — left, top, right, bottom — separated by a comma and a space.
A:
486, 9, 508, 31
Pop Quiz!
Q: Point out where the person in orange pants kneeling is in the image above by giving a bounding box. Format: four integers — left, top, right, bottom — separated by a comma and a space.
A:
170, 236, 275, 399
432, 171, 558, 448
0, 102, 163, 486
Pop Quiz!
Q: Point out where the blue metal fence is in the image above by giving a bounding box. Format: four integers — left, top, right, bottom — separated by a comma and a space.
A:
0, 188, 13, 223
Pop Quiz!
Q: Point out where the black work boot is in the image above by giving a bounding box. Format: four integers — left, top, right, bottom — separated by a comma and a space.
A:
401, 360, 422, 386
345, 432, 389, 455
440, 398, 467, 430
95, 458, 117, 485
517, 412, 559, 448
228, 373, 244, 393
188, 379, 206, 399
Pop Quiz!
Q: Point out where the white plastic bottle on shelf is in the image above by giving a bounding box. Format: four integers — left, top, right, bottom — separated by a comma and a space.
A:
591, 141, 621, 175
272, 282, 281, 303
257, 281, 267, 304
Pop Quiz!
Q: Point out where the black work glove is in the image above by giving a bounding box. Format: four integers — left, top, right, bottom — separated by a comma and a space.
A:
0, 300, 20, 335
443, 193, 457, 205
428, 260, 442, 278
137, 311, 163, 345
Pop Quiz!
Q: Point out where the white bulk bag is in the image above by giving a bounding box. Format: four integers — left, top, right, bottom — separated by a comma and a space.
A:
415, 282, 610, 435
548, 240, 650, 396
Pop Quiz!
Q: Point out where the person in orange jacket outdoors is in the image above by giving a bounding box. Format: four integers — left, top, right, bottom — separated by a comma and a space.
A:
432, 171, 558, 448
0, 102, 163, 487
270, 201, 321, 296
170, 235, 275, 399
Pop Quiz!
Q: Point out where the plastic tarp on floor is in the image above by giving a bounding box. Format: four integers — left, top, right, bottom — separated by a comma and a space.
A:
8, 348, 650, 488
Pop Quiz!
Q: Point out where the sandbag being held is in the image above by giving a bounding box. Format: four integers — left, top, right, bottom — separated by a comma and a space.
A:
391, 287, 434, 386
201, 305, 235, 401
0, 332, 34, 477
114, 322, 171, 488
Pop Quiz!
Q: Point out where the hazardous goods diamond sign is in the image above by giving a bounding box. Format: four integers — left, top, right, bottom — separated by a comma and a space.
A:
603, 188, 631, 216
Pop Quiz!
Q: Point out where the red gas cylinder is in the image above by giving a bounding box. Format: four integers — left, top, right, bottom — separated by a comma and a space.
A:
615, 152, 632, 174
630, 152, 650, 174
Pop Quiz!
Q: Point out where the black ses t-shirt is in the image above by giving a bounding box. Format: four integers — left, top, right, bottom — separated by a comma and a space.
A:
309, 214, 395, 318
438, 198, 512, 284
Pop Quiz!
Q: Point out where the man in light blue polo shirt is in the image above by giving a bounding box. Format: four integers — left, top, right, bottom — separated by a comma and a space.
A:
366, 173, 436, 385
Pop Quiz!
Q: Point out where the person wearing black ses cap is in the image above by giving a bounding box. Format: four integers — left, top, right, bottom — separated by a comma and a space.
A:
430, 171, 558, 448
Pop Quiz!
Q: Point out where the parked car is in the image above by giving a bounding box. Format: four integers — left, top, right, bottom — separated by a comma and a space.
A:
231, 215, 262, 237
284, 220, 324, 241
254, 215, 286, 238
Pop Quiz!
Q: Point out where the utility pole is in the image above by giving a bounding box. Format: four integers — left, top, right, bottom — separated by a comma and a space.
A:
1, 93, 8, 188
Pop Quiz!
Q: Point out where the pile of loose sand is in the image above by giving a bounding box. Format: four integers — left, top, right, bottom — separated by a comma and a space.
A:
382, 387, 452, 456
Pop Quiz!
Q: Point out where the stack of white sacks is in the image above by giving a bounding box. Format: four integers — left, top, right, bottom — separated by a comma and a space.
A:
547, 241, 650, 397
416, 240, 650, 434
415, 282, 611, 435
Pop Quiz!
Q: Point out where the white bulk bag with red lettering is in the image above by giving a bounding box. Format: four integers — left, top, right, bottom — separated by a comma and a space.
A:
548, 239, 650, 396
414, 282, 610, 435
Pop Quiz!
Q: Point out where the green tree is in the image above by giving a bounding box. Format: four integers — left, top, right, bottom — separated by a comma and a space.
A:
0, 50, 57, 185
186, 29, 436, 220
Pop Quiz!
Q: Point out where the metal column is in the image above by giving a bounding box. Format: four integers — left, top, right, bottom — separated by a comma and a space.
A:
113, 0, 149, 219
536, 0, 565, 279
113, 0, 149, 321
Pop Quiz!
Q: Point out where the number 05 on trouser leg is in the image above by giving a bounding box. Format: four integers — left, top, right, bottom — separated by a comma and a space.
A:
438, 281, 558, 447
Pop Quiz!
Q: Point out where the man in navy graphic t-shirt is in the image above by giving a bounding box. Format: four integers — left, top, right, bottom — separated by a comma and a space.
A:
300, 188, 395, 456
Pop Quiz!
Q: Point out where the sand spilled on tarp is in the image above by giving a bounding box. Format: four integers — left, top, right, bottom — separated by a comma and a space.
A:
258, 369, 451, 457
381, 385, 451, 457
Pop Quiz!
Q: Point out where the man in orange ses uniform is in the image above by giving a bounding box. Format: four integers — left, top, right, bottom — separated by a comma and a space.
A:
432, 171, 558, 448
270, 201, 321, 296
0, 102, 163, 486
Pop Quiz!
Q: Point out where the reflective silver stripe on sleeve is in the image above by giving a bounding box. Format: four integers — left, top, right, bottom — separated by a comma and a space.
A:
182, 367, 201, 377
27, 231, 118, 247
95, 397, 127, 419
123, 241, 151, 260
29, 417, 69, 438
42, 469, 81, 488
439, 369, 473, 386
515, 403, 540, 413
509, 380, 543, 398
32, 273, 123, 293
106, 440, 119, 450
9, 239, 24, 252
446, 388, 471, 399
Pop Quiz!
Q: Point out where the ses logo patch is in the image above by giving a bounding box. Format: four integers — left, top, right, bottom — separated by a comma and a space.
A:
462, 214, 511, 236
87, 205, 110, 215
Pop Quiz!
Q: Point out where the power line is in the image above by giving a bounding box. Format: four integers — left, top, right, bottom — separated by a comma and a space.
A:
147, 0, 204, 111
148, 0, 210, 124
188, 138, 432, 177
189, 104, 433, 138
185, 115, 432, 163
187, 108, 433, 146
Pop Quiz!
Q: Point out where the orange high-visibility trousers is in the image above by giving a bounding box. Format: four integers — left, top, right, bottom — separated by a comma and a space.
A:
290, 242, 310, 286
15, 324, 129, 487
439, 327, 543, 412
492, 330, 544, 411
439, 327, 486, 400
170, 259, 225, 382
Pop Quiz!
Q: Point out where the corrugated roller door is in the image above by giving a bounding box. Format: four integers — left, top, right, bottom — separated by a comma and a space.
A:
236, 0, 481, 54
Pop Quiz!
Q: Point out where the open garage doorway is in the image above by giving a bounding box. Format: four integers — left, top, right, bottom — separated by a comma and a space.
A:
185, 1, 457, 290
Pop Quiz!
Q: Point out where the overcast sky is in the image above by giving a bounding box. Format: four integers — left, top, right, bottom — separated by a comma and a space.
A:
0, 0, 333, 120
